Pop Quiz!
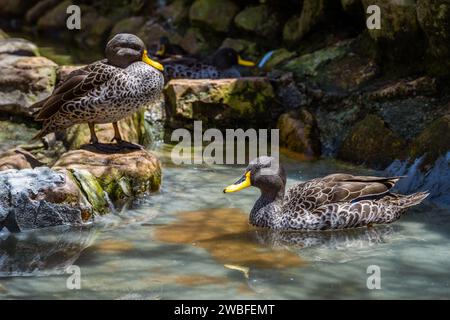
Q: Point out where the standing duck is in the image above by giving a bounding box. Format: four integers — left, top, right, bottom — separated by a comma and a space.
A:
31, 33, 164, 150
224, 156, 429, 230
163, 47, 255, 80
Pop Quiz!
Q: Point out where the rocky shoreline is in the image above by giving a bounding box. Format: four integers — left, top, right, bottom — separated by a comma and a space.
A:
0, 1, 449, 232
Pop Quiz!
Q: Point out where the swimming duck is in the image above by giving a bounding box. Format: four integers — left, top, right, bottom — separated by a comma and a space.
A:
224, 156, 429, 230
31, 33, 164, 149
163, 47, 256, 80
155, 36, 187, 58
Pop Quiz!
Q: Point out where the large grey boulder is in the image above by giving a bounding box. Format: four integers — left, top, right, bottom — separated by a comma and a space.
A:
0, 167, 91, 232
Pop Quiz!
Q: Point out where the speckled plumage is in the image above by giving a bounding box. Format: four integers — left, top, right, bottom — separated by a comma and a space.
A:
33, 61, 163, 139
225, 156, 429, 231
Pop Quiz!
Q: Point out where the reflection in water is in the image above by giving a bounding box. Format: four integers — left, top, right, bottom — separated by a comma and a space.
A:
154, 208, 398, 269
0, 226, 96, 277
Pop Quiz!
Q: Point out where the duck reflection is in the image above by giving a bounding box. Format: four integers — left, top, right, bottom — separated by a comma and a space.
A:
0, 226, 96, 277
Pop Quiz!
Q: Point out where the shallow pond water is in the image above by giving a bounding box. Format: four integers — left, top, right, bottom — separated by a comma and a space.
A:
0, 144, 449, 299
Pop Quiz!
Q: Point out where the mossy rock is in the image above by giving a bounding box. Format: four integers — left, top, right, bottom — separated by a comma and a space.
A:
53, 148, 162, 206
261, 48, 296, 70
189, 0, 239, 33
37, 0, 73, 31
234, 5, 281, 40
110, 16, 145, 38
338, 114, 406, 169
164, 77, 278, 129
408, 115, 450, 170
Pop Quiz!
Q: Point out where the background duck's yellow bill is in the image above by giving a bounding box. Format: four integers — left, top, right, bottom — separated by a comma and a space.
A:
223, 171, 251, 193
142, 50, 164, 71
238, 56, 256, 67
156, 45, 165, 56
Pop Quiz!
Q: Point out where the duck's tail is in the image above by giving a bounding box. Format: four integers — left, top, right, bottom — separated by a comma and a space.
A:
385, 191, 429, 208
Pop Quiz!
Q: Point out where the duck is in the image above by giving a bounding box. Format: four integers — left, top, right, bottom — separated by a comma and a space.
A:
223, 156, 429, 231
31, 33, 164, 150
154, 36, 187, 58
162, 47, 256, 80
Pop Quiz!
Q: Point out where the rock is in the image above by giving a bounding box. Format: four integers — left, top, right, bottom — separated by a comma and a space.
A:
25, 0, 60, 25
137, 21, 172, 52
74, 7, 113, 49
338, 114, 406, 169
0, 148, 43, 171
385, 151, 450, 207
341, 0, 362, 13
159, 0, 190, 25
110, 16, 146, 38
0, 0, 39, 17
0, 118, 40, 153
164, 77, 278, 129
408, 115, 450, 171
0, 54, 57, 117
220, 38, 260, 61
53, 148, 162, 203
234, 5, 281, 40
0, 167, 91, 232
361, 0, 423, 61
277, 109, 321, 157
179, 27, 213, 55
281, 40, 351, 80
283, 0, 333, 45
417, 0, 450, 75
189, 0, 240, 33
0, 38, 39, 56
63, 109, 152, 150
269, 71, 309, 110
37, 0, 73, 32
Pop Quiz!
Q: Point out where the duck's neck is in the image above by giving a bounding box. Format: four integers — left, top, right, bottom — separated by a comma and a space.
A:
250, 186, 285, 228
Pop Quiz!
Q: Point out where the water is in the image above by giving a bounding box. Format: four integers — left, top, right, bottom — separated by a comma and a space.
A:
0, 145, 449, 299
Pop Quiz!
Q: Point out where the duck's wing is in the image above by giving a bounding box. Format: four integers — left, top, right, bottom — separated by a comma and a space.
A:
285, 174, 402, 211
32, 61, 119, 121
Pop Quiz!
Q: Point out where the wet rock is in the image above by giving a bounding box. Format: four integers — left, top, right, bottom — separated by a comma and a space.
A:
234, 5, 281, 40
269, 71, 309, 110
338, 114, 406, 169
0, 38, 39, 56
0, 167, 91, 232
0, 54, 57, 117
110, 16, 146, 38
37, 0, 73, 32
385, 152, 450, 207
283, 0, 333, 45
189, 0, 240, 33
53, 148, 162, 203
417, 0, 450, 75
63, 109, 152, 150
277, 109, 320, 157
260, 48, 296, 70
159, 0, 190, 25
0, 118, 40, 152
164, 77, 278, 129
0, 148, 43, 171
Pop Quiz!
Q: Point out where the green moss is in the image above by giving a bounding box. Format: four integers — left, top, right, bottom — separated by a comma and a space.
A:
69, 169, 109, 214
189, 0, 239, 33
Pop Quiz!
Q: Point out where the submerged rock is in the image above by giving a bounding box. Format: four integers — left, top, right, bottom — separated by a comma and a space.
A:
53, 148, 162, 204
277, 109, 321, 157
338, 114, 406, 169
164, 77, 278, 129
0, 167, 91, 232
0, 54, 57, 117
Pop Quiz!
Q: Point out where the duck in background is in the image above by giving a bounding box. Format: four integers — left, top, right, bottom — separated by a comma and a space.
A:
154, 36, 187, 58
31, 33, 164, 151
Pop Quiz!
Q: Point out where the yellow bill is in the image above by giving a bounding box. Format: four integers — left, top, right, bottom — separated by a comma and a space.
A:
223, 171, 251, 193
155, 44, 165, 56
142, 50, 164, 71
237, 55, 256, 67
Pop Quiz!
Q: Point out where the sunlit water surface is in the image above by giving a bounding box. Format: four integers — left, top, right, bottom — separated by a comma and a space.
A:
1, 145, 449, 299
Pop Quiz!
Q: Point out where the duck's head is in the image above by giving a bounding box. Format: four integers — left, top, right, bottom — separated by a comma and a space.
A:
212, 48, 256, 70
155, 36, 169, 56
105, 33, 164, 71
223, 156, 286, 196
